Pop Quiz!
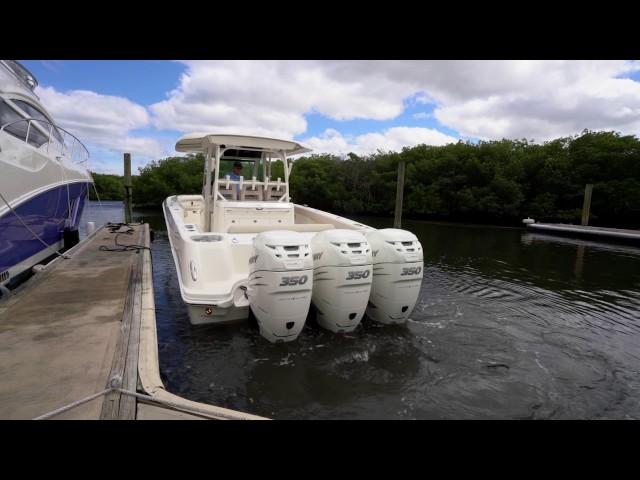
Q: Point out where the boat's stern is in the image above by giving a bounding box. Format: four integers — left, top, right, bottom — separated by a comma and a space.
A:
163, 195, 252, 324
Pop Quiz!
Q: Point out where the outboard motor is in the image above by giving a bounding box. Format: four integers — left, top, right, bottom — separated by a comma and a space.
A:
247, 231, 313, 343
365, 229, 424, 324
310, 229, 373, 333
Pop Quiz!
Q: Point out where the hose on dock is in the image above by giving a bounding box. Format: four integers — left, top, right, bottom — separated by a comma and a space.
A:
98, 222, 151, 253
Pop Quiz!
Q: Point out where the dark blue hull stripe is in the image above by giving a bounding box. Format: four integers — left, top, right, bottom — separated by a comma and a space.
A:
0, 182, 90, 272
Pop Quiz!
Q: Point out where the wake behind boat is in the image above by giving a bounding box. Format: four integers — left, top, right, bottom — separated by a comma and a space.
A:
163, 133, 424, 343
0, 60, 92, 289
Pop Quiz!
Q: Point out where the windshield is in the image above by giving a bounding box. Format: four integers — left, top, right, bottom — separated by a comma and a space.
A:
218, 147, 267, 180
219, 158, 260, 179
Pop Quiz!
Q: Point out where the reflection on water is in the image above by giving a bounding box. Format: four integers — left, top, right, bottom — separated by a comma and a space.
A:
83, 203, 640, 419
78, 200, 123, 238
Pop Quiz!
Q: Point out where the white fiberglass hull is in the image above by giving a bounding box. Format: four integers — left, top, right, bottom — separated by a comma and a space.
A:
163, 195, 425, 341
187, 303, 249, 325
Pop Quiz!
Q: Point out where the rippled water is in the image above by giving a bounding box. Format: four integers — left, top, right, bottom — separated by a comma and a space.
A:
83, 202, 640, 419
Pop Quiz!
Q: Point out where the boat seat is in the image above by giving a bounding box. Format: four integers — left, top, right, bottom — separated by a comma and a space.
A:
227, 223, 335, 234
264, 177, 287, 201
219, 176, 238, 201
240, 177, 264, 201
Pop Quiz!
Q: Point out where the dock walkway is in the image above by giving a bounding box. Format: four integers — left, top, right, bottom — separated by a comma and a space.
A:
0, 223, 265, 420
526, 223, 640, 244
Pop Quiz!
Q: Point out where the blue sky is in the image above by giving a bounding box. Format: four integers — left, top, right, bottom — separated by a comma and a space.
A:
23, 60, 186, 172
19, 60, 640, 174
20, 60, 467, 173
25, 61, 184, 104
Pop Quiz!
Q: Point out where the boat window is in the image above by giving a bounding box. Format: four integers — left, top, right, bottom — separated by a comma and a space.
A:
0, 99, 49, 148
1, 60, 38, 90
11, 99, 64, 144
219, 159, 262, 180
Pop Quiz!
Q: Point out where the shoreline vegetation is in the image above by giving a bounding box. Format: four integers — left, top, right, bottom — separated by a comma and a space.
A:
90, 131, 640, 228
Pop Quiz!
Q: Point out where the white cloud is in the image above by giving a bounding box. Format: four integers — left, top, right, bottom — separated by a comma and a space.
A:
303, 127, 457, 156
35, 86, 166, 158
149, 61, 418, 138
313, 60, 640, 141
149, 60, 640, 145
32, 60, 640, 173
431, 62, 640, 140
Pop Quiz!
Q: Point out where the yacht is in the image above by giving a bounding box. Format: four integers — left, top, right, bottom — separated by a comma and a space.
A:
163, 133, 424, 343
0, 60, 92, 289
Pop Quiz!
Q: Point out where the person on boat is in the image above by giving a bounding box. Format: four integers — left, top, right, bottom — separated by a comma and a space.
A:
229, 161, 243, 195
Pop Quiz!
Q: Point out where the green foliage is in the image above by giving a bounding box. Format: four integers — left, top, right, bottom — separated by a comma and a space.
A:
96, 131, 640, 227
89, 172, 124, 200
132, 154, 204, 206
289, 131, 640, 227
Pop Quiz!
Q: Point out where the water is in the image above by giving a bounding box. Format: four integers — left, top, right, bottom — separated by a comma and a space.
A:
78, 200, 124, 238
83, 202, 640, 419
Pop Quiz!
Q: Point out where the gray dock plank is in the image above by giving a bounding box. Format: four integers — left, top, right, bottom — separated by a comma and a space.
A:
527, 223, 640, 242
120, 244, 144, 419
1, 222, 266, 420
0, 225, 143, 419
100, 226, 145, 420
136, 402, 206, 420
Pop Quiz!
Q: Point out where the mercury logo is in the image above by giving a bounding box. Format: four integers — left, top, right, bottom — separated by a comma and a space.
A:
248, 255, 259, 264
372, 250, 379, 257
313, 252, 323, 261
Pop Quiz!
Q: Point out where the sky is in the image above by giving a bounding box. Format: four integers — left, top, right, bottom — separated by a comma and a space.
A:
20, 60, 640, 175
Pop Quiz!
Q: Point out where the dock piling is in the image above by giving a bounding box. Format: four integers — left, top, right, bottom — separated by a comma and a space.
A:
124, 153, 133, 224
581, 184, 593, 226
393, 160, 405, 229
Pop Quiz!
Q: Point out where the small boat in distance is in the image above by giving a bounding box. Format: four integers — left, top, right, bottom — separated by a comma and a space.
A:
0, 60, 92, 289
163, 133, 424, 343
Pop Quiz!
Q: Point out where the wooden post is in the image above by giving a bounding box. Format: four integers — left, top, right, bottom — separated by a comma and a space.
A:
581, 183, 593, 226
574, 244, 585, 280
393, 160, 405, 229
124, 153, 133, 224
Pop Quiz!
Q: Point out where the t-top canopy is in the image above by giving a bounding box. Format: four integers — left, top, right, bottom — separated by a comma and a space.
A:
175, 133, 312, 156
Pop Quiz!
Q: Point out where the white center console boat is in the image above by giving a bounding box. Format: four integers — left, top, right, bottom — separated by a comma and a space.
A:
163, 133, 424, 343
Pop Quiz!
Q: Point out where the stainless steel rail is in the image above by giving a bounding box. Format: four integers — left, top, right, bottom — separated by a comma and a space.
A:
1, 117, 90, 165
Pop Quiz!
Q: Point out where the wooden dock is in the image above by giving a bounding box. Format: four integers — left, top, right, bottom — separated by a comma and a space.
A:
526, 223, 640, 245
0, 223, 265, 420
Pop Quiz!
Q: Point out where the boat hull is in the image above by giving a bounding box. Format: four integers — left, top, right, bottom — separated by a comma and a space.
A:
186, 303, 249, 325
0, 181, 90, 285
163, 195, 426, 340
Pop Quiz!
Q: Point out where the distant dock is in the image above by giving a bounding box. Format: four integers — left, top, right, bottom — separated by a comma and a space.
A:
0, 223, 265, 420
526, 223, 640, 245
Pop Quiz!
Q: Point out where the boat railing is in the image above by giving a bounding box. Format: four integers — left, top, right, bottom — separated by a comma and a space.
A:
0, 117, 90, 166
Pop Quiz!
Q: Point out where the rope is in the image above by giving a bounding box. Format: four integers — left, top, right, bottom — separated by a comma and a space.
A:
32, 388, 113, 420
99, 222, 151, 253
0, 190, 69, 259
89, 180, 108, 228
58, 160, 72, 226
32, 386, 256, 420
